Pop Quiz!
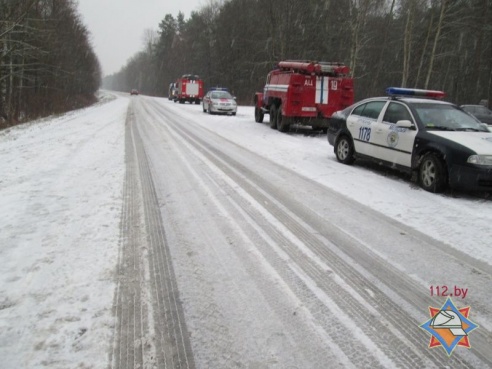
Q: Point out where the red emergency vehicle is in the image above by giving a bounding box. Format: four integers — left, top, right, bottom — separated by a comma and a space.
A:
173, 74, 204, 104
254, 61, 354, 132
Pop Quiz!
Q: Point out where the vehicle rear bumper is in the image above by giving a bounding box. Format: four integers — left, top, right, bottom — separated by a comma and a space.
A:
288, 116, 329, 128
211, 106, 236, 114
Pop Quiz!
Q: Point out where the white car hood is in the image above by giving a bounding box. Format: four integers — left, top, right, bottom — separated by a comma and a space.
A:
429, 131, 492, 154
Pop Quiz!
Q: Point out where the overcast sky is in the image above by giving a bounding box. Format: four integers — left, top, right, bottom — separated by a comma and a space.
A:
78, 0, 204, 76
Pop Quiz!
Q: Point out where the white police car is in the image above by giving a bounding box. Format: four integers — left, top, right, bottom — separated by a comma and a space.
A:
327, 88, 492, 193
202, 88, 237, 115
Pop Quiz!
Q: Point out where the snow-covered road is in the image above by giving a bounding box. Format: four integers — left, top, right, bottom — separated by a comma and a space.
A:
1, 92, 491, 368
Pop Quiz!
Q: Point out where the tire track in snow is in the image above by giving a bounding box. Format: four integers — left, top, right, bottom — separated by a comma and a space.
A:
110, 101, 195, 369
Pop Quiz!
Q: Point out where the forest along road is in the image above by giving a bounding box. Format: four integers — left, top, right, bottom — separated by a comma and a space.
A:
111, 95, 492, 369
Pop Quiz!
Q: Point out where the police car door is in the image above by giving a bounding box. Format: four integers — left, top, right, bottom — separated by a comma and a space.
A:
372, 101, 418, 168
347, 100, 386, 157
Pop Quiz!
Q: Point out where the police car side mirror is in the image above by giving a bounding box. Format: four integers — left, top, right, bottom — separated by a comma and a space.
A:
396, 120, 414, 129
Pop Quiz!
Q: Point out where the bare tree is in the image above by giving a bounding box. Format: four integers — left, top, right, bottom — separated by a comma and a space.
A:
401, 0, 416, 87
1, 0, 100, 127
370, 0, 396, 94
424, 0, 448, 89
414, 2, 434, 88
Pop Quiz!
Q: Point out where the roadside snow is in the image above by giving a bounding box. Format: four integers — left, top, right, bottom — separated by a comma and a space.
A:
0, 95, 127, 368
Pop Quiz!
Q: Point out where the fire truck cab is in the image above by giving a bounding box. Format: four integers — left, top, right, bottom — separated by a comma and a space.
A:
254, 61, 354, 132
173, 74, 204, 104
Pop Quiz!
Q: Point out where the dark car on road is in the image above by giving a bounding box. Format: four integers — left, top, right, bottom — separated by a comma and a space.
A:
460, 104, 492, 126
327, 88, 492, 193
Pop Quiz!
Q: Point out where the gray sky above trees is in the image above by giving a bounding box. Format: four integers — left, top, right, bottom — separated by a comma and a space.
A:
78, 0, 203, 76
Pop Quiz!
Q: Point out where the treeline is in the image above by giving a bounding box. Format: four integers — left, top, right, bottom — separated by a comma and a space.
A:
0, 0, 101, 128
105, 0, 491, 107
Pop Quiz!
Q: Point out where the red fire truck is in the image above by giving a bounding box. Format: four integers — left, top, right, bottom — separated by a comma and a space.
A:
173, 74, 204, 104
254, 61, 354, 132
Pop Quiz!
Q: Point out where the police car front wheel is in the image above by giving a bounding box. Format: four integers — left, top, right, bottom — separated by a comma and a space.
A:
419, 153, 447, 193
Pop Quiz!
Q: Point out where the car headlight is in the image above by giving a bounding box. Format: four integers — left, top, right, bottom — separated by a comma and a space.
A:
467, 155, 492, 165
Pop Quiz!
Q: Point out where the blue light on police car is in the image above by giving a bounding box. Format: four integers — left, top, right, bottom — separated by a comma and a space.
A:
208, 87, 229, 92
386, 87, 446, 99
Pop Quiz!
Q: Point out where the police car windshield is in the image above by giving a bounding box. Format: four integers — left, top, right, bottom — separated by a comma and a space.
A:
414, 103, 487, 132
211, 91, 233, 99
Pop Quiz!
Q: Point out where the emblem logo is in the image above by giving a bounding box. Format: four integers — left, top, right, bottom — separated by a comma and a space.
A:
387, 131, 399, 147
420, 298, 478, 356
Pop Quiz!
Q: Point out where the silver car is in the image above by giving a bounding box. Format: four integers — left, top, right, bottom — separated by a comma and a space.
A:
202, 89, 237, 115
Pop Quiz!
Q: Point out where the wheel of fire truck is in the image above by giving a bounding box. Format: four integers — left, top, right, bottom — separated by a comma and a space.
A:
254, 106, 264, 123
269, 105, 277, 129
276, 105, 290, 132
179, 99, 184, 104
335, 135, 355, 165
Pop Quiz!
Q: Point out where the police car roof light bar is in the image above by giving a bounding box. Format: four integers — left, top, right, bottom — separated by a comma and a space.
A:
386, 87, 446, 99
208, 87, 229, 92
